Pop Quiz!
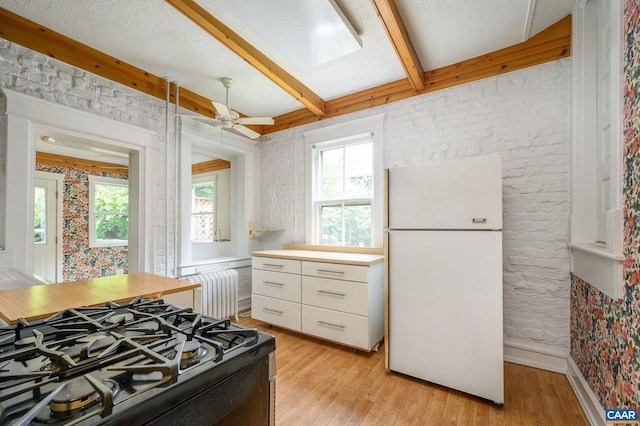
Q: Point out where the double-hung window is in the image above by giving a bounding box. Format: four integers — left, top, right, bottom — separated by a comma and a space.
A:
88, 176, 128, 247
305, 114, 384, 247
191, 175, 216, 242
315, 135, 373, 246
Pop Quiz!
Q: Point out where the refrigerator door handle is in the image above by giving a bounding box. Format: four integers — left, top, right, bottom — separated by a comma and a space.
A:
472, 218, 487, 224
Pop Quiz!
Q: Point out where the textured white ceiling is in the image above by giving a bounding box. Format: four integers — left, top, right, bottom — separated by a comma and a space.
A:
0, 0, 577, 121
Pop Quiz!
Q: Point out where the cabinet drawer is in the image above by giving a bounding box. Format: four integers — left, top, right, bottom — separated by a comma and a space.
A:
302, 261, 369, 283
302, 276, 368, 316
252, 269, 301, 302
302, 305, 369, 349
253, 256, 301, 274
252, 294, 301, 331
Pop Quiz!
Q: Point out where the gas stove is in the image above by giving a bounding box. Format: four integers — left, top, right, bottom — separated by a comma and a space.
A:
0, 296, 276, 425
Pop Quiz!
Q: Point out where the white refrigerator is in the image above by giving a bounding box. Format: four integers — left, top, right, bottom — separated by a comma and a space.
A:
385, 154, 504, 404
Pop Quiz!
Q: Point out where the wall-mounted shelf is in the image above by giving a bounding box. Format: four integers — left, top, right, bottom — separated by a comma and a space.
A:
249, 221, 284, 239
250, 228, 285, 239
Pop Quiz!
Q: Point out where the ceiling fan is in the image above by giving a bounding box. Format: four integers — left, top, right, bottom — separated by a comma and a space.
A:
179, 77, 274, 139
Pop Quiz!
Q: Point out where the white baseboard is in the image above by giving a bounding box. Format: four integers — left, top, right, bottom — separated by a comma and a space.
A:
504, 342, 604, 426
504, 342, 568, 373
238, 295, 251, 312
566, 358, 605, 426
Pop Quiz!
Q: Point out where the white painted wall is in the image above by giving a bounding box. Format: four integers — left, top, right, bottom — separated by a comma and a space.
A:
254, 59, 573, 354
0, 39, 177, 276
0, 37, 572, 353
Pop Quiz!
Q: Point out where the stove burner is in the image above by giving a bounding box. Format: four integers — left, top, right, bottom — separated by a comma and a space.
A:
48, 378, 118, 417
13, 335, 42, 361
105, 312, 134, 325
175, 340, 207, 368
0, 297, 271, 426
15, 335, 36, 349
127, 320, 160, 335
178, 341, 201, 360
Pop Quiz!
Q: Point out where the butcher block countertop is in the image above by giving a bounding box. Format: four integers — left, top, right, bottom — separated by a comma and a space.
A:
0, 272, 198, 324
252, 244, 385, 266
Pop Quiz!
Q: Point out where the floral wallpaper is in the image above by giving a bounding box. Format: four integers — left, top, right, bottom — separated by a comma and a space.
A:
570, 0, 640, 409
36, 162, 128, 281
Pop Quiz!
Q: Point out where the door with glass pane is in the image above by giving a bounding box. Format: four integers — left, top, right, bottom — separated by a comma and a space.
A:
34, 173, 62, 282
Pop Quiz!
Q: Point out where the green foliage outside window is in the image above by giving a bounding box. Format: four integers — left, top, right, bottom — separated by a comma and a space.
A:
95, 183, 128, 242
34, 187, 46, 243
318, 141, 373, 247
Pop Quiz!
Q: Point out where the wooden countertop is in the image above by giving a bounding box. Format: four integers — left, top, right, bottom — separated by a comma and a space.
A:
0, 272, 199, 324
251, 249, 385, 266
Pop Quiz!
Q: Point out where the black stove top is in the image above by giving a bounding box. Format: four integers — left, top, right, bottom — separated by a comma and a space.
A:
0, 296, 276, 425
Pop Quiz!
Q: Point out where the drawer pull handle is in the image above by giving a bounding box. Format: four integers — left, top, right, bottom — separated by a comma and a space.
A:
263, 281, 284, 287
316, 269, 345, 275
317, 290, 346, 297
317, 320, 345, 329
263, 307, 284, 315
263, 263, 284, 268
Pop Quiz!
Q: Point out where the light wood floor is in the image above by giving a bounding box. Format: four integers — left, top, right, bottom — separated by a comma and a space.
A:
237, 316, 589, 426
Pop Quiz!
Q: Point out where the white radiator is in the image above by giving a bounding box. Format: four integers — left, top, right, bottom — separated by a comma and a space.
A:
182, 269, 239, 321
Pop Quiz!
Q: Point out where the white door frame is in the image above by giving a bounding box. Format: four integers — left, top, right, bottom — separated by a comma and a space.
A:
34, 171, 64, 282
3, 88, 158, 275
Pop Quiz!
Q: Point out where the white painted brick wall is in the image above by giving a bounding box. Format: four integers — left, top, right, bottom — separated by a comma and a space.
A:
0, 40, 178, 276
256, 59, 572, 354
0, 38, 572, 352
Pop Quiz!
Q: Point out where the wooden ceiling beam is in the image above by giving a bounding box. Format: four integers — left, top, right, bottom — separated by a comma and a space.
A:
264, 15, 571, 134
36, 152, 129, 176
0, 6, 570, 139
371, 0, 424, 92
192, 158, 231, 175
0, 7, 218, 118
165, 0, 327, 117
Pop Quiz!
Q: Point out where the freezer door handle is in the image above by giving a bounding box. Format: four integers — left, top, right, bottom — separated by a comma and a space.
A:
472, 217, 487, 224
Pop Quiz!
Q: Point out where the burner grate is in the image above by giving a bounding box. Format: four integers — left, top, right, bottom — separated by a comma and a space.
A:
0, 296, 268, 425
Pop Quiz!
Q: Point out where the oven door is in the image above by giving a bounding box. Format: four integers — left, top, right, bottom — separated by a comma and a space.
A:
144, 351, 275, 426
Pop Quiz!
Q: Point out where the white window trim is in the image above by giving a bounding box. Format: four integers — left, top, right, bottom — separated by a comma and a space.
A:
88, 175, 129, 248
304, 114, 384, 247
569, 0, 624, 299
3, 88, 157, 274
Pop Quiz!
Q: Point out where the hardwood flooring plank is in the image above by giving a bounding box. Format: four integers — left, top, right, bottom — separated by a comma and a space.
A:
237, 316, 589, 425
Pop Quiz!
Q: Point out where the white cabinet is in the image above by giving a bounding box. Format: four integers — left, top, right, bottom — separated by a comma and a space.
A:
251, 249, 384, 351
251, 259, 303, 331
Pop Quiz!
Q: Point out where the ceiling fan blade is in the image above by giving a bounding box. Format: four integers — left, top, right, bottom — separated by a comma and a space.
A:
237, 116, 274, 126
212, 101, 231, 118
176, 113, 218, 122
205, 124, 224, 135
233, 124, 261, 139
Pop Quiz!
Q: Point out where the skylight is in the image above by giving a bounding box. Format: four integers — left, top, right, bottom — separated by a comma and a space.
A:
218, 0, 362, 70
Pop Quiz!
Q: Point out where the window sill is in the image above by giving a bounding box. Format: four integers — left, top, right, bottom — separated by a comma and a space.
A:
569, 243, 624, 300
